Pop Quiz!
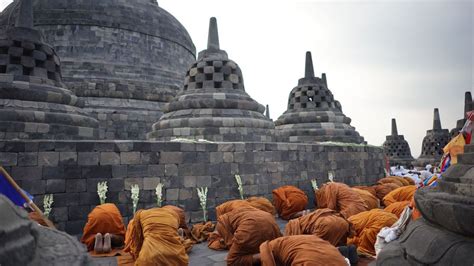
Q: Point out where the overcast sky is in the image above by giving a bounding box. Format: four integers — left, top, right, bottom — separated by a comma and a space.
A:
0, 0, 472, 157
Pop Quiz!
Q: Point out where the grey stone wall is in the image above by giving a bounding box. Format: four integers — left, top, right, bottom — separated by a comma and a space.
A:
0, 140, 384, 235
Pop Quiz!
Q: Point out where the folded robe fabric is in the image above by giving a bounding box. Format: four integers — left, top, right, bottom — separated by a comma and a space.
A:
353, 186, 377, 197
347, 209, 398, 257
403, 177, 415, 185
373, 183, 400, 203
123, 207, 189, 266
315, 182, 368, 219
285, 208, 350, 246
377, 177, 404, 187
273, 186, 308, 220
352, 188, 380, 210
384, 201, 410, 218
81, 203, 126, 252
382, 185, 417, 206
246, 197, 276, 215
161, 205, 192, 239
259, 235, 348, 266
191, 221, 215, 243
215, 206, 282, 266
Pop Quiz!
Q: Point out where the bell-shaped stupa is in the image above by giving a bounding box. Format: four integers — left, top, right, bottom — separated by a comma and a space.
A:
147, 17, 274, 142
414, 108, 450, 167
275, 52, 364, 143
383, 118, 414, 167
450, 91, 473, 138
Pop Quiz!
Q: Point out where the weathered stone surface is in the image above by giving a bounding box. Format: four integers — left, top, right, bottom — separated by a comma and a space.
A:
383, 118, 414, 167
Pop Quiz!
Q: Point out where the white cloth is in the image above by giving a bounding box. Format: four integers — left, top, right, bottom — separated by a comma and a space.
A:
375, 206, 413, 257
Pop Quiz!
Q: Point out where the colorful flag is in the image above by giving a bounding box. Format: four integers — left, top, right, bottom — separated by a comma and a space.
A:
0, 171, 33, 207
442, 134, 466, 165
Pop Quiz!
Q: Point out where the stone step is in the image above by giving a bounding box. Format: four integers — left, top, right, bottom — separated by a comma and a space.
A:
458, 152, 474, 165
464, 144, 474, 153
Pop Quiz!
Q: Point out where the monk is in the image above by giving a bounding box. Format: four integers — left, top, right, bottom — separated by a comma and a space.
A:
216, 197, 276, 218
162, 205, 192, 238
272, 185, 308, 220
353, 185, 377, 197
124, 207, 189, 265
259, 235, 348, 266
373, 183, 400, 203
315, 182, 368, 219
377, 177, 405, 187
213, 206, 282, 265
285, 208, 351, 246
384, 200, 410, 218
352, 187, 380, 210
382, 185, 417, 206
347, 209, 398, 256
81, 203, 126, 254
246, 196, 276, 215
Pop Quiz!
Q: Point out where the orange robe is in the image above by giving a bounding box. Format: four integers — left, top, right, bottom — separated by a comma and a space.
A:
285, 208, 350, 246
353, 186, 377, 197
246, 196, 276, 215
315, 182, 368, 219
347, 209, 397, 256
373, 183, 400, 202
124, 207, 189, 265
162, 205, 192, 238
215, 206, 282, 266
403, 177, 415, 185
81, 204, 126, 251
259, 235, 348, 266
216, 197, 276, 219
377, 177, 404, 187
384, 200, 410, 218
352, 188, 380, 210
191, 221, 215, 243
409, 198, 421, 220
382, 185, 417, 206
273, 186, 308, 220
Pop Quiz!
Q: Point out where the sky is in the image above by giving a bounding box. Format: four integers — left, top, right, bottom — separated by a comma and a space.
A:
0, 0, 472, 157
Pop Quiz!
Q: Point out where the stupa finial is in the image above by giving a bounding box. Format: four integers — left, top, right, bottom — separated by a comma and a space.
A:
391, 118, 398, 136
207, 17, 220, 50
265, 104, 270, 119
322, 73, 327, 86
433, 108, 442, 130
464, 91, 472, 118
305, 51, 314, 78
15, 0, 34, 29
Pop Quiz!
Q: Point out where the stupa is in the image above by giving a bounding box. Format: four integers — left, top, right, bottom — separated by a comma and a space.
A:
0, 0, 98, 140
275, 52, 364, 143
450, 91, 473, 137
383, 118, 414, 167
414, 108, 450, 167
147, 17, 275, 142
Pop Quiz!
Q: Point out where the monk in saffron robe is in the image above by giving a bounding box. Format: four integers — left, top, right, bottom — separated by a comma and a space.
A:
124, 207, 189, 265
403, 176, 415, 185
214, 206, 282, 265
373, 183, 400, 203
384, 200, 410, 218
161, 205, 192, 238
353, 185, 377, 197
347, 209, 397, 256
81, 204, 126, 253
352, 188, 380, 210
382, 185, 417, 206
272, 185, 308, 220
216, 197, 275, 218
246, 196, 276, 215
315, 182, 368, 219
259, 235, 348, 266
377, 177, 404, 187
285, 208, 351, 246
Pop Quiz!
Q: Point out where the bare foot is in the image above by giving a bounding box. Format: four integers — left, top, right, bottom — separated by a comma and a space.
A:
103, 233, 111, 253
178, 228, 185, 240
94, 233, 103, 254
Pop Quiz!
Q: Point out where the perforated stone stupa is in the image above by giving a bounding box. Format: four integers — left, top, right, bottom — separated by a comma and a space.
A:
414, 108, 450, 167
450, 91, 473, 138
383, 118, 414, 167
275, 52, 364, 144
0, 0, 196, 140
147, 17, 274, 142
0, 0, 98, 140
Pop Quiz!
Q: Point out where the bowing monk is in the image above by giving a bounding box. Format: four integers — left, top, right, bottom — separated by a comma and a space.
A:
216, 197, 275, 218
384, 200, 410, 218
124, 207, 190, 265
285, 208, 351, 246
347, 209, 397, 256
382, 185, 417, 206
81, 203, 125, 254
352, 187, 380, 210
258, 235, 348, 266
315, 182, 368, 219
213, 206, 282, 265
272, 185, 308, 220
373, 183, 400, 202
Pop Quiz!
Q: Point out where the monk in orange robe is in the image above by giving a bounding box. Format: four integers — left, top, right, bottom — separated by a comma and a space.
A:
81, 204, 126, 253
373, 183, 400, 202
384, 200, 410, 218
382, 185, 417, 206
403, 176, 415, 185
216, 197, 275, 219
352, 188, 380, 210
285, 208, 351, 246
377, 177, 405, 187
315, 182, 368, 219
213, 206, 282, 265
353, 185, 377, 197
259, 235, 348, 266
272, 185, 308, 220
246, 196, 276, 215
347, 209, 398, 256
124, 207, 189, 265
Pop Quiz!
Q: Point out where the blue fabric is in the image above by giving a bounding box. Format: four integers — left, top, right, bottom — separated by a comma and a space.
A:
0, 172, 33, 207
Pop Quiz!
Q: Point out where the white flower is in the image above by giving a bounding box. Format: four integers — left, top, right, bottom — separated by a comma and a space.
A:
131, 184, 140, 214
43, 194, 54, 218
196, 187, 208, 222
155, 183, 164, 207
328, 171, 335, 183
97, 181, 108, 205
310, 179, 319, 191
234, 174, 244, 199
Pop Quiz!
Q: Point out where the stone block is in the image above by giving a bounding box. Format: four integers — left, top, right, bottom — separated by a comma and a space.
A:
82, 166, 112, 179
77, 152, 99, 165
159, 152, 183, 164
143, 177, 161, 190
17, 152, 37, 166
66, 179, 87, 193
112, 165, 127, 178
128, 165, 148, 177
223, 152, 234, 163
196, 176, 212, 187
179, 188, 193, 200
11, 166, 42, 180
79, 192, 99, 206
164, 164, 178, 176
20, 179, 45, 195
66, 220, 85, 235
0, 152, 18, 166
100, 152, 120, 165
140, 152, 160, 164
166, 188, 179, 201
183, 176, 197, 188
120, 152, 141, 164
59, 152, 77, 165
124, 177, 143, 190
108, 179, 125, 192
50, 207, 68, 222
68, 205, 91, 220
46, 179, 66, 193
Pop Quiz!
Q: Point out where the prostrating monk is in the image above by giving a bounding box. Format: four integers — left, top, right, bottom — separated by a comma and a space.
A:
384, 200, 410, 218
285, 208, 351, 246
347, 209, 397, 257
373, 183, 400, 203
246, 196, 276, 215
315, 182, 368, 219
124, 207, 189, 265
403, 176, 415, 185
214, 206, 282, 265
272, 185, 308, 220
377, 177, 404, 187
382, 185, 417, 206
216, 197, 275, 219
352, 188, 380, 210
353, 185, 377, 197
81, 203, 126, 254
162, 205, 192, 238
259, 235, 348, 266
